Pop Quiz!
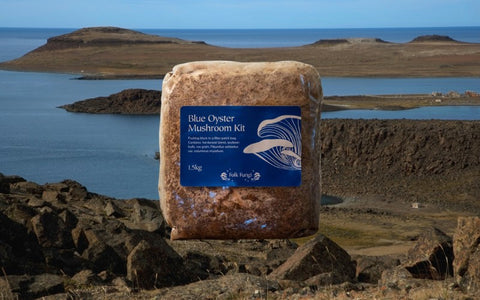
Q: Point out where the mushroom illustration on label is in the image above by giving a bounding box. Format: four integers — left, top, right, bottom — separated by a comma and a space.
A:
243, 115, 301, 170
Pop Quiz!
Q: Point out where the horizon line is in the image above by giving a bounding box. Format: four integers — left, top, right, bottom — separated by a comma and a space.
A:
1, 25, 479, 30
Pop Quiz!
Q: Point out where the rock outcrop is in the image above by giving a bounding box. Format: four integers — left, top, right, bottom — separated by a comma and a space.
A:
410, 35, 459, 43
1, 172, 479, 299
379, 224, 477, 296
59, 89, 161, 114
312, 38, 389, 45
34, 27, 205, 52
380, 226, 454, 290
0, 173, 341, 298
268, 234, 355, 283
453, 216, 480, 293
321, 119, 480, 211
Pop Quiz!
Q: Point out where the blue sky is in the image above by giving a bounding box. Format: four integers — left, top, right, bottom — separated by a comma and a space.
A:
1, 0, 479, 29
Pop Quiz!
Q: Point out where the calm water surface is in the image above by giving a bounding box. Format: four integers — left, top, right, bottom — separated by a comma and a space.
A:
1, 71, 478, 199
0, 71, 162, 198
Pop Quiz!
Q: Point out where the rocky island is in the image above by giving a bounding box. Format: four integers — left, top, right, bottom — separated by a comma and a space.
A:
59, 88, 480, 114
1, 26, 480, 78
59, 89, 162, 114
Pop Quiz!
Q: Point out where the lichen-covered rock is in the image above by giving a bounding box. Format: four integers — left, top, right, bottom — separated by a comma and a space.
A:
268, 234, 355, 283
453, 216, 480, 292
104, 200, 124, 217
403, 227, 453, 280
126, 239, 188, 289
10, 181, 44, 196
354, 255, 401, 283
0, 173, 25, 193
123, 198, 165, 233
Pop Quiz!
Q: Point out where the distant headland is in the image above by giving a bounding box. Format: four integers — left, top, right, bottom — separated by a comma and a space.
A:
1, 26, 479, 78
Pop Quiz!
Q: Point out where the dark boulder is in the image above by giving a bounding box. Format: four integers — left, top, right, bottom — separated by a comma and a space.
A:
354, 255, 401, 283
30, 209, 75, 249
82, 241, 125, 274
380, 266, 415, 291
268, 234, 355, 284
403, 227, 453, 280
9, 181, 44, 197
0, 274, 65, 299
0, 211, 44, 274
126, 239, 189, 289
0, 173, 25, 193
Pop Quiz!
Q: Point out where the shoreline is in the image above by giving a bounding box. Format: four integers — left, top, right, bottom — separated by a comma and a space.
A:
74, 73, 480, 80
2, 27, 480, 78
58, 88, 480, 114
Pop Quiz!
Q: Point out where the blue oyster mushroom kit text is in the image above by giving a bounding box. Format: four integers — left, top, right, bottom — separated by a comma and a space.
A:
180, 106, 301, 187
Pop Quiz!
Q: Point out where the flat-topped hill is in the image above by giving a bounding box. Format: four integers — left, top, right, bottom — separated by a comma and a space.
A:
1, 27, 479, 77
34, 27, 204, 52
312, 37, 389, 45
409, 34, 459, 43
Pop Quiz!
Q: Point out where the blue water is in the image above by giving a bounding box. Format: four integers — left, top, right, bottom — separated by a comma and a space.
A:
0, 28, 479, 199
322, 77, 480, 96
0, 71, 162, 199
142, 27, 480, 48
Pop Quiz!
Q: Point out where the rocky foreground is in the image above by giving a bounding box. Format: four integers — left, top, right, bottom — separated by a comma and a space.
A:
0, 173, 479, 299
1, 117, 480, 299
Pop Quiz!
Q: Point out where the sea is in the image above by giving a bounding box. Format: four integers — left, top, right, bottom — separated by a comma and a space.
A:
0, 27, 479, 199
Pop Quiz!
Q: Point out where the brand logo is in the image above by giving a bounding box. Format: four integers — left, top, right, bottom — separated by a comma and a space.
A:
220, 170, 261, 182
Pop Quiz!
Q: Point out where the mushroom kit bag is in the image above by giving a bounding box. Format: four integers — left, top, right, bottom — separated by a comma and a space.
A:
159, 61, 322, 240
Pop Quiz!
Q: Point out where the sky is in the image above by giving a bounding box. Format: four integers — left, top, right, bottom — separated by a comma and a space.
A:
0, 0, 479, 29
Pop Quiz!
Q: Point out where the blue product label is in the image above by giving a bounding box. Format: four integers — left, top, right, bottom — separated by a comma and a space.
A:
180, 106, 301, 187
